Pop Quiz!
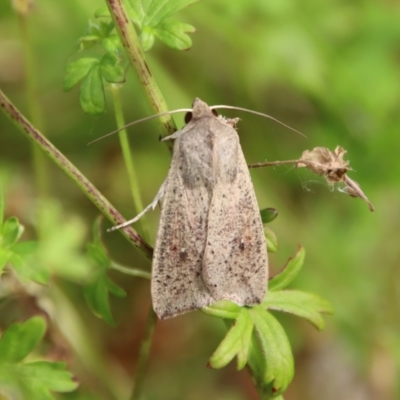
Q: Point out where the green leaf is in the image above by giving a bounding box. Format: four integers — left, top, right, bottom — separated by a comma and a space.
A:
63, 58, 99, 91
265, 290, 334, 330
265, 226, 278, 253
1, 217, 24, 248
143, 0, 199, 27
126, 0, 146, 26
78, 35, 101, 50
11, 241, 38, 255
140, 26, 155, 52
0, 249, 10, 270
9, 253, 49, 284
102, 35, 123, 53
106, 277, 127, 297
201, 300, 241, 319
84, 271, 126, 326
249, 307, 294, 395
99, 53, 125, 83
86, 20, 113, 38
80, 65, 105, 115
94, 6, 110, 18
269, 247, 305, 291
17, 361, 77, 392
0, 362, 78, 399
209, 308, 253, 369
0, 317, 46, 364
260, 208, 278, 224
236, 312, 253, 371
153, 20, 195, 50
36, 201, 93, 282
84, 219, 126, 325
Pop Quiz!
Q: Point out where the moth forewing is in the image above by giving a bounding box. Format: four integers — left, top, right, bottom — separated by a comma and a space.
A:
151, 105, 215, 319
202, 116, 268, 305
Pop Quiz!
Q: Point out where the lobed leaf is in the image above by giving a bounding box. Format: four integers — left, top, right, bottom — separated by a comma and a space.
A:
265, 290, 334, 330
9, 253, 49, 284
1, 217, 24, 248
0, 361, 78, 399
209, 308, 253, 369
268, 247, 305, 291
99, 53, 125, 83
236, 311, 253, 370
249, 307, 294, 396
126, 0, 146, 26
140, 26, 156, 52
102, 35, 123, 53
94, 6, 110, 18
143, 0, 200, 27
153, 20, 195, 50
84, 219, 126, 325
11, 241, 38, 255
63, 58, 99, 91
78, 35, 102, 50
265, 226, 278, 253
79, 65, 105, 115
0, 317, 46, 364
201, 300, 241, 319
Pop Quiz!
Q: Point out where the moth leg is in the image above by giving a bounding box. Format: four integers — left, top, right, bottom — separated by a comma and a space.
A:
108, 180, 166, 232
161, 131, 181, 142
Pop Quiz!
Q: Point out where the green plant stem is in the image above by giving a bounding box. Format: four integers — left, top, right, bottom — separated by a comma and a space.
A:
129, 308, 157, 400
0, 89, 152, 259
17, 11, 49, 238
105, 0, 176, 148
110, 84, 149, 240
110, 262, 151, 279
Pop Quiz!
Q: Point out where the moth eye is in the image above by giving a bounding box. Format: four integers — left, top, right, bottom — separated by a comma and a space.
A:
211, 109, 218, 117
184, 111, 193, 124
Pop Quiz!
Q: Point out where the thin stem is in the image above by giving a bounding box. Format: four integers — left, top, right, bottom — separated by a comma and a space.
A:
110, 262, 151, 279
110, 85, 149, 239
106, 0, 177, 146
0, 89, 153, 259
248, 159, 301, 169
17, 10, 49, 238
129, 308, 157, 400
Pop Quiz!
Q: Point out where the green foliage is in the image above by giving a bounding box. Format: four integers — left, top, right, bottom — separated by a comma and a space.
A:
0, 190, 46, 283
36, 201, 94, 283
63, 19, 125, 115
65, 0, 198, 115
84, 218, 126, 326
260, 208, 278, 253
96, 0, 198, 51
0, 317, 77, 399
204, 247, 333, 397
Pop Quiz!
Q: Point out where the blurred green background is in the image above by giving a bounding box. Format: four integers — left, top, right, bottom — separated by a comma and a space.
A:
1, 0, 399, 399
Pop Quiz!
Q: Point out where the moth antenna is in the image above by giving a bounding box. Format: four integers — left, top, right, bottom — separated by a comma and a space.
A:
211, 105, 306, 138
87, 108, 192, 145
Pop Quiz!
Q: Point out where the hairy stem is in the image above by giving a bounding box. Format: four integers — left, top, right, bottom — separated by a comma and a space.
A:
0, 89, 153, 259
106, 0, 176, 147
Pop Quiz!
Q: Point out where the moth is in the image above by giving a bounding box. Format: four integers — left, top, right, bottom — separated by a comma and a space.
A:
112, 98, 268, 319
